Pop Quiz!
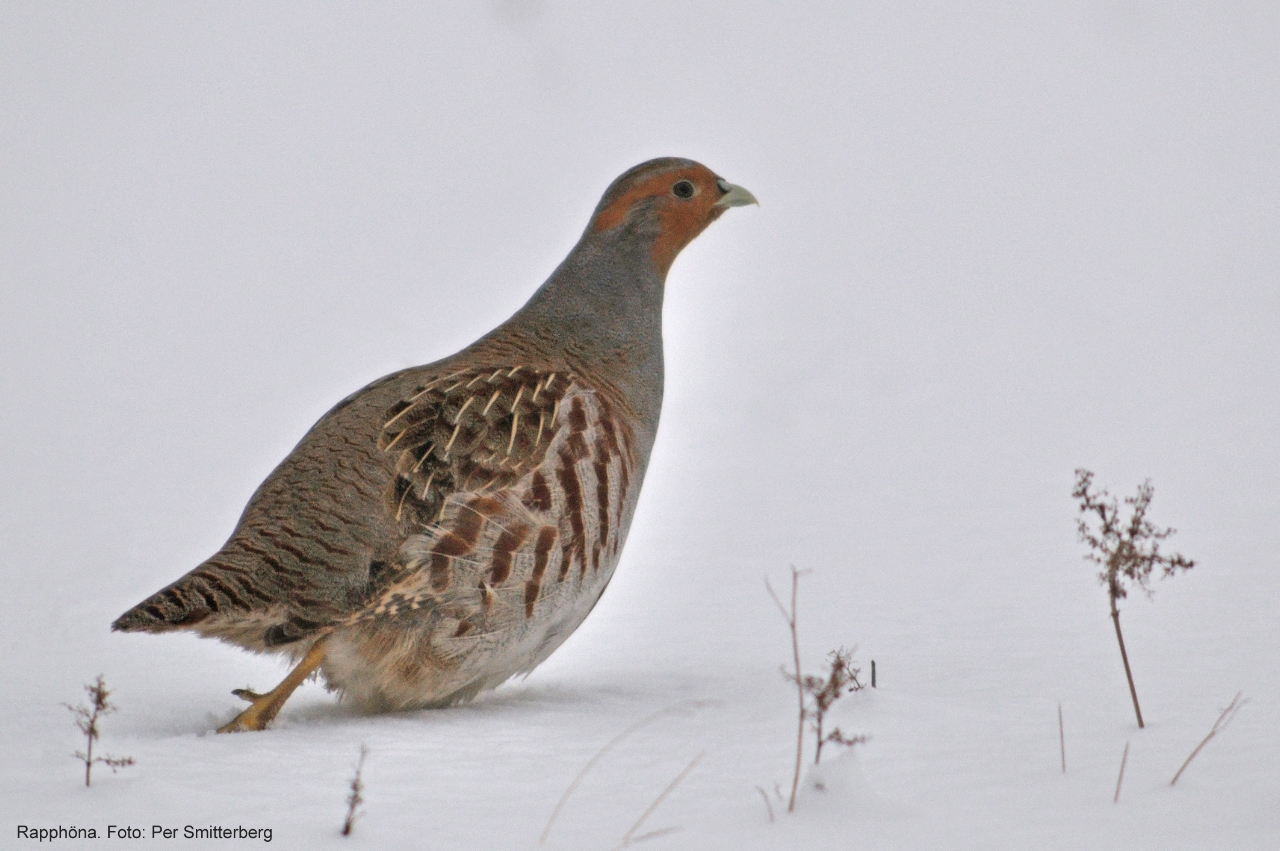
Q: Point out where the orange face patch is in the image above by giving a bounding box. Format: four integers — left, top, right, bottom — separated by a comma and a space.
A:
590, 164, 727, 274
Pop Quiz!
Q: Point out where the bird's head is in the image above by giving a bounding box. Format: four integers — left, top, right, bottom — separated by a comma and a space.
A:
586, 158, 757, 276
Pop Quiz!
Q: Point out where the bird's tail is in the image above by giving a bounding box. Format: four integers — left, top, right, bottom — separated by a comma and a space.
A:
111, 561, 253, 633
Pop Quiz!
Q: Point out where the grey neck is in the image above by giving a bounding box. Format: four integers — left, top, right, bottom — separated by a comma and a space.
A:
497, 218, 667, 434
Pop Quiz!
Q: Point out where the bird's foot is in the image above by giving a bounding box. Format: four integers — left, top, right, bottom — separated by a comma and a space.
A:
217, 692, 283, 733
215, 637, 330, 734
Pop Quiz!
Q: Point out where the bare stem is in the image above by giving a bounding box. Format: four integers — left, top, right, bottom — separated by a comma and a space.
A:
767, 567, 806, 813
1110, 599, 1144, 728
1171, 692, 1248, 786
84, 730, 94, 788
1113, 740, 1129, 803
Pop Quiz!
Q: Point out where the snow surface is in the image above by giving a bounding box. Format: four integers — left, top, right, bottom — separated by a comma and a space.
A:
3, 3, 1278, 849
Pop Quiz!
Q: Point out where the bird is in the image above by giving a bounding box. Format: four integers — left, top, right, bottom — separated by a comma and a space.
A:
112, 158, 756, 732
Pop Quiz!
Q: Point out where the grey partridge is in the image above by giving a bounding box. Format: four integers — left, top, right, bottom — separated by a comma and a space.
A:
113, 158, 756, 732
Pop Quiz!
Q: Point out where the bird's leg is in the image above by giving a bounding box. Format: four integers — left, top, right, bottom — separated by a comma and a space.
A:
217, 637, 329, 733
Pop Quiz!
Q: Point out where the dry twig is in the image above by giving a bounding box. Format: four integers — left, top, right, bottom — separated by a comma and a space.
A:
766, 567, 808, 813
1171, 692, 1248, 786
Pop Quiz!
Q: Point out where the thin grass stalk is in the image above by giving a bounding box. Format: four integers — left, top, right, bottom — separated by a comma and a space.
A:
1058, 703, 1066, 773
613, 751, 704, 850
1171, 692, 1247, 786
755, 786, 775, 823
1113, 740, 1129, 803
540, 700, 710, 844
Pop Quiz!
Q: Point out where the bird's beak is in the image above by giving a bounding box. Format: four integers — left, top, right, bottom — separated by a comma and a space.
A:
714, 178, 759, 208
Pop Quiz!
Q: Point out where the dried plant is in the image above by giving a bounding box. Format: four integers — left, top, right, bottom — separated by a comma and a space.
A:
64, 675, 134, 787
341, 745, 369, 836
1074, 469, 1195, 728
766, 568, 867, 814
800, 648, 867, 765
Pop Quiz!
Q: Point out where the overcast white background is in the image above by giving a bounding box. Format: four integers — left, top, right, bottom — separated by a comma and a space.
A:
2, 3, 1278, 849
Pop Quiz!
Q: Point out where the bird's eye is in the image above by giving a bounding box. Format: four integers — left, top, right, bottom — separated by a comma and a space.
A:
672, 180, 695, 199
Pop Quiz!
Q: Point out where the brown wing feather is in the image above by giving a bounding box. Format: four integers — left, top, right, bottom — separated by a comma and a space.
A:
379, 366, 574, 528
354, 374, 637, 639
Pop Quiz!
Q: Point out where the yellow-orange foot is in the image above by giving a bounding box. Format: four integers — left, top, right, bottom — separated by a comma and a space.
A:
217, 694, 283, 733
215, 638, 329, 734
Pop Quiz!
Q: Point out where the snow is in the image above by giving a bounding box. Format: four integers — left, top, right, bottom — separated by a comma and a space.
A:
2, 3, 1278, 849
